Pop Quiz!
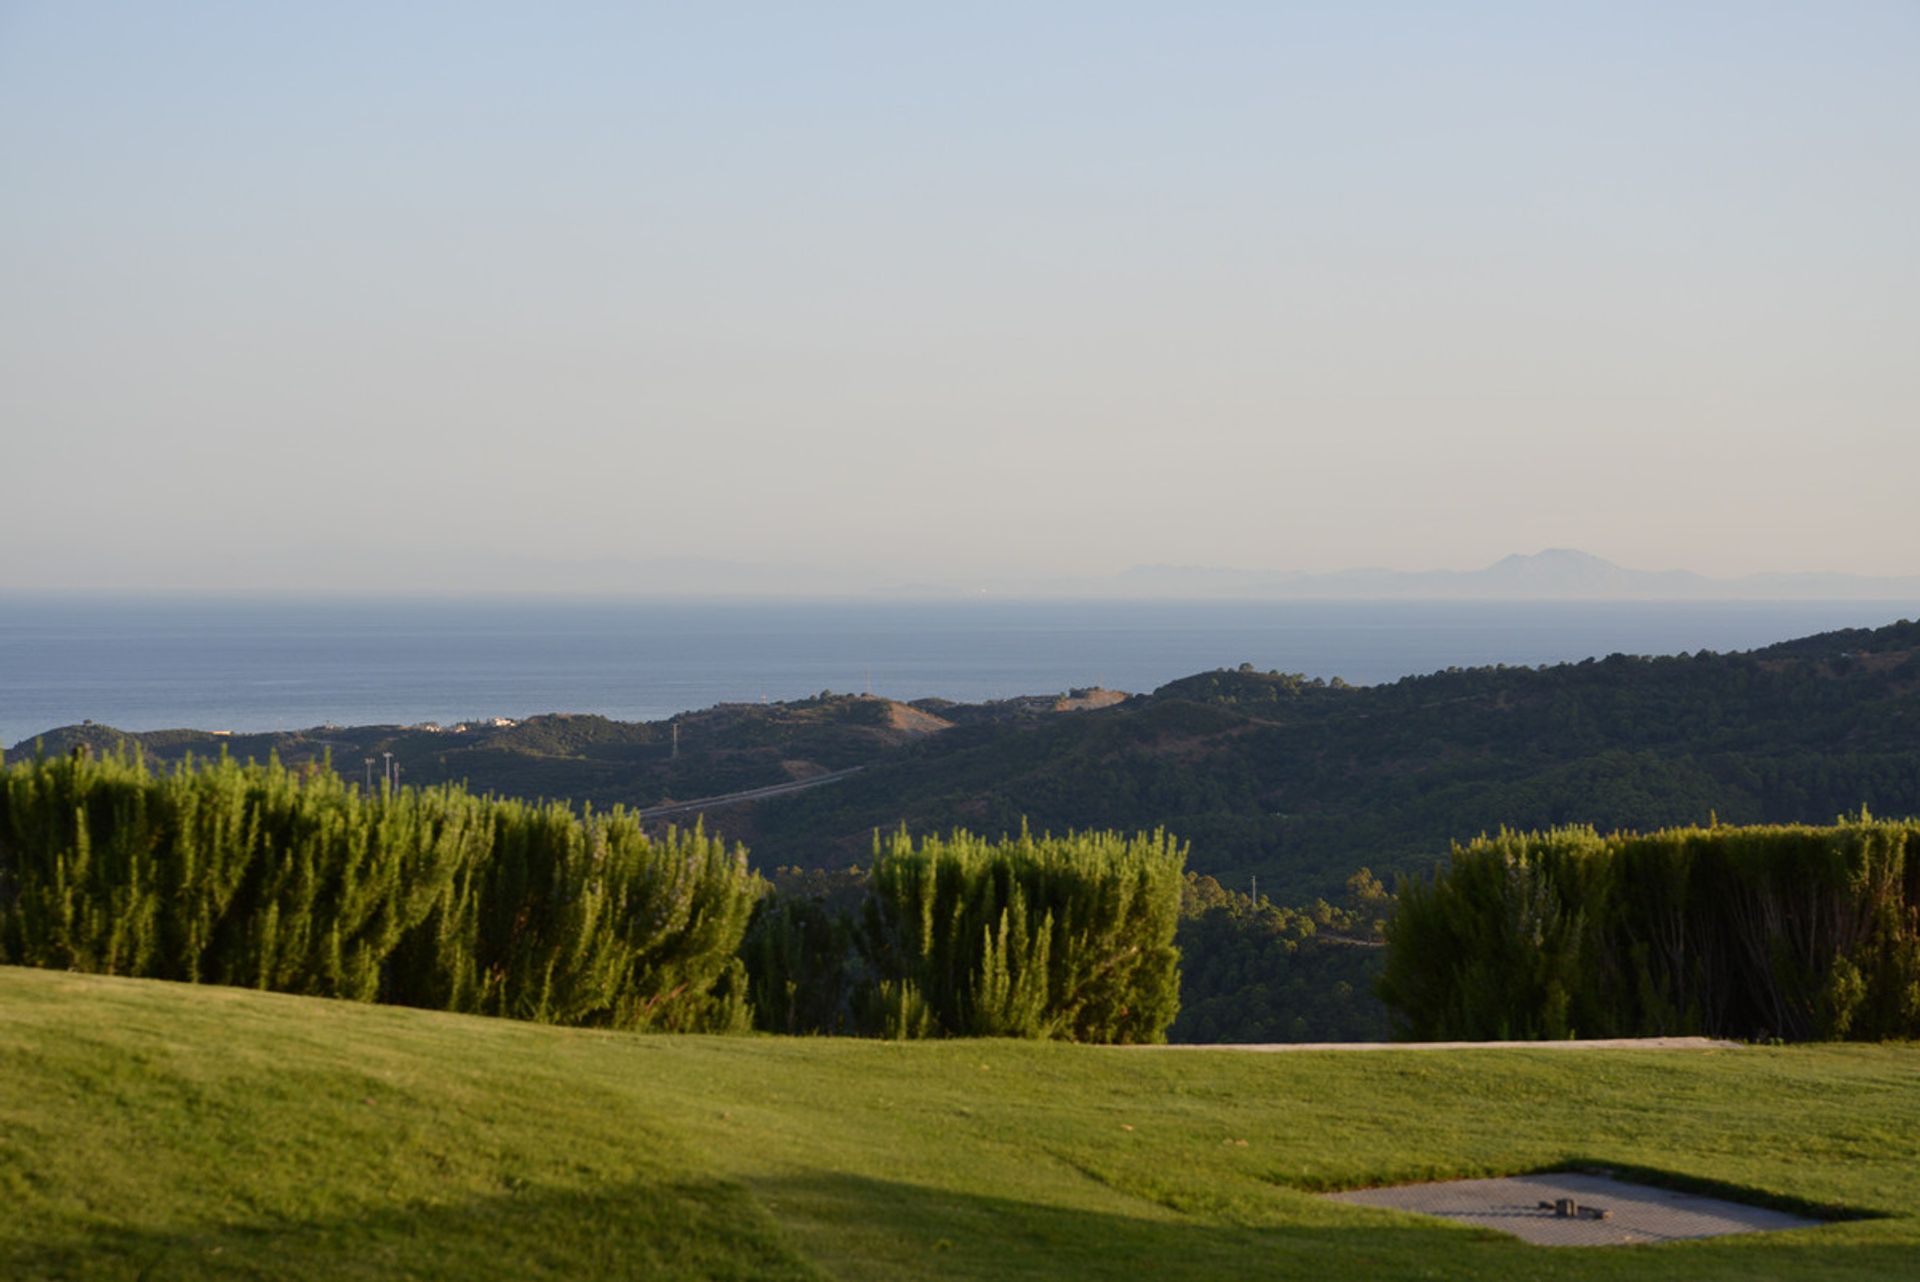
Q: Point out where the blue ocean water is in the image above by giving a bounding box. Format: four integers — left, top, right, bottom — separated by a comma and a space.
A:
1, 595, 1913, 748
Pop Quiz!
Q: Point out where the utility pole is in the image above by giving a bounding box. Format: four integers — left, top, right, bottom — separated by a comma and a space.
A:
382, 751, 393, 792
363, 758, 374, 794
671, 722, 679, 760
1251, 874, 1258, 904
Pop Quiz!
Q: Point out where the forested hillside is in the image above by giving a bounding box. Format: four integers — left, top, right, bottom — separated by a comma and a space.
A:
754, 617, 1920, 900
9, 691, 961, 814
13, 619, 1919, 907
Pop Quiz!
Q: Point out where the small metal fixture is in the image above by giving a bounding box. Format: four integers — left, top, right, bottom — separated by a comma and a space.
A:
1539, 1199, 1612, 1220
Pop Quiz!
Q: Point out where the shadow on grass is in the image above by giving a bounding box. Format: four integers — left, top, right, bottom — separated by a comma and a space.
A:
5, 1169, 1908, 1282
4, 1175, 821, 1282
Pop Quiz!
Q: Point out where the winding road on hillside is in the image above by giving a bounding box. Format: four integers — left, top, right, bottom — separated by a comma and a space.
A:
634, 766, 866, 819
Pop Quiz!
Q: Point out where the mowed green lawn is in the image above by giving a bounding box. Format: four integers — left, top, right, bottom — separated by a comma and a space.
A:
2, 967, 1916, 1281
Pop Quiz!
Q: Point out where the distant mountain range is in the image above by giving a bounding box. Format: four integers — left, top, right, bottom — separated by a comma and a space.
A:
34, 547, 1907, 601
1009, 548, 1920, 602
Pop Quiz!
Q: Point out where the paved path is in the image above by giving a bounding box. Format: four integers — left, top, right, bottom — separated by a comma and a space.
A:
1129, 1036, 1740, 1052
1327, 1171, 1818, 1246
634, 766, 865, 819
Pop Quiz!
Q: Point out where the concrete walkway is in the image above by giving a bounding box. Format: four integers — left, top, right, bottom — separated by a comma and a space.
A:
1132, 1036, 1740, 1052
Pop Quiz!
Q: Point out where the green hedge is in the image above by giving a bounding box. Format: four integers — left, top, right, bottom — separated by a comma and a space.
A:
746, 827, 1185, 1042
1379, 818, 1920, 1041
0, 750, 757, 1031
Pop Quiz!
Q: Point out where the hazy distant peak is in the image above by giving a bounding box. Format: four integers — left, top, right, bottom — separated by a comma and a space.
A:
1488, 548, 1617, 571
1476, 549, 1653, 593
993, 549, 1920, 601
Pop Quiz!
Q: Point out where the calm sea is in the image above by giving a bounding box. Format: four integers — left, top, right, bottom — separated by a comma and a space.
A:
2, 595, 1913, 749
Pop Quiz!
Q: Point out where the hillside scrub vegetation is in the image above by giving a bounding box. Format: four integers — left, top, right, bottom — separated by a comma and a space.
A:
752, 619, 1920, 897
1381, 818, 1920, 1041
1170, 871, 1390, 1043
0, 749, 758, 1031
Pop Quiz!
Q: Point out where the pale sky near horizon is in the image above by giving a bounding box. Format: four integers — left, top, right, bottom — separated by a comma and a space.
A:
2, 3, 1916, 592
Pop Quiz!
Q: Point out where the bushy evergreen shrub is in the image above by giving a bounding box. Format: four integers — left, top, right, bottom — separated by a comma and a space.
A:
740, 893, 861, 1035
1380, 817, 1920, 1041
0, 750, 757, 1031
744, 826, 1185, 1042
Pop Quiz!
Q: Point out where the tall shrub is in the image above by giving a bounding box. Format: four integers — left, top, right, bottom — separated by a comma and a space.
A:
1380, 818, 1920, 1041
740, 893, 861, 1035
852, 826, 1184, 1042
0, 750, 759, 1031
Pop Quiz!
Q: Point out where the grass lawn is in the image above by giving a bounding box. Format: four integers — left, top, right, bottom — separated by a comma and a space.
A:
2, 965, 1916, 1280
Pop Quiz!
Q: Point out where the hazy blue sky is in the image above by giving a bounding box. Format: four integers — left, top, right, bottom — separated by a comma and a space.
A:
3, 3, 1915, 592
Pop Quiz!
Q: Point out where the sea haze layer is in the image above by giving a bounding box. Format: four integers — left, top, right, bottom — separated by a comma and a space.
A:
2, 596, 1914, 748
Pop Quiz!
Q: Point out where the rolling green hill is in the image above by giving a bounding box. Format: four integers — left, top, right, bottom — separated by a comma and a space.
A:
4, 967, 1917, 1280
